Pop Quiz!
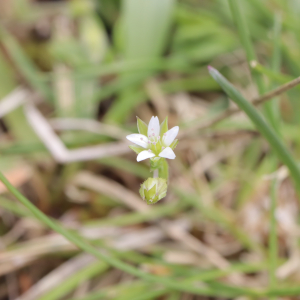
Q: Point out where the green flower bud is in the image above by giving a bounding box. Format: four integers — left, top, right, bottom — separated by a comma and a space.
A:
139, 178, 167, 204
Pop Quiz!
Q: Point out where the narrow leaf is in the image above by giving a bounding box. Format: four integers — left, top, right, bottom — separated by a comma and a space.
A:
208, 66, 300, 193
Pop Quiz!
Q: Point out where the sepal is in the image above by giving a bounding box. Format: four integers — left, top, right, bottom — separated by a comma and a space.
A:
137, 117, 148, 136
129, 145, 144, 154
139, 177, 167, 204
170, 139, 178, 150
160, 116, 168, 136
150, 157, 160, 169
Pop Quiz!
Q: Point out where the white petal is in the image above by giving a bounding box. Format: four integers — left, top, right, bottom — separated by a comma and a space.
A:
126, 134, 149, 148
163, 126, 179, 146
137, 150, 156, 162
147, 116, 160, 138
159, 147, 176, 159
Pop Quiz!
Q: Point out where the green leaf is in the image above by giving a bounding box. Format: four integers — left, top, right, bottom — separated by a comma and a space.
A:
137, 117, 148, 136
208, 66, 300, 194
160, 116, 168, 136
129, 145, 145, 154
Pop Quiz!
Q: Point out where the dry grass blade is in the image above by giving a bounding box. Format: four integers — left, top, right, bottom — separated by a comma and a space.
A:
49, 118, 130, 140
0, 222, 182, 276
0, 87, 29, 118
16, 254, 97, 300
0, 165, 32, 194
23, 103, 130, 162
191, 139, 248, 178
72, 171, 149, 212
72, 172, 233, 270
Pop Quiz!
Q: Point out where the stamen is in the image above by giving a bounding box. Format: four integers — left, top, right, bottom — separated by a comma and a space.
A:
164, 133, 166, 136
140, 138, 143, 140
148, 149, 151, 152
148, 141, 151, 144
162, 147, 165, 149
152, 133, 155, 136
158, 136, 160, 139
151, 128, 154, 131
153, 142, 156, 145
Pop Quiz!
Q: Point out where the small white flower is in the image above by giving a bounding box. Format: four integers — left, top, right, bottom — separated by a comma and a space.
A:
127, 116, 179, 162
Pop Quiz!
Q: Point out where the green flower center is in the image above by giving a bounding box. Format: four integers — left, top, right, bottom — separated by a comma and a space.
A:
148, 135, 166, 156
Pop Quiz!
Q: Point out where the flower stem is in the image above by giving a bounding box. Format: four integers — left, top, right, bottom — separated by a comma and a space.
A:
153, 169, 159, 178
158, 158, 169, 181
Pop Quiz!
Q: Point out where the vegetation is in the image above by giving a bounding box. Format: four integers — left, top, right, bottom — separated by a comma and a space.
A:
1, 0, 300, 299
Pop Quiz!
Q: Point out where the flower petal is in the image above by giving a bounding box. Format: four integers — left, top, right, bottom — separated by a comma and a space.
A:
147, 116, 160, 138
162, 126, 179, 146
137, 150, 156, 162
126, 134, 149, 148
159, 147, 176, 159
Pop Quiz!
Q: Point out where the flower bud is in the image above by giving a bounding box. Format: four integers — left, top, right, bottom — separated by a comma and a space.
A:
139, 178, 167, 204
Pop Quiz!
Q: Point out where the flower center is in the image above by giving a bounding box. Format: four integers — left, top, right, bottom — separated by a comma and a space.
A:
148, 135, 163, 155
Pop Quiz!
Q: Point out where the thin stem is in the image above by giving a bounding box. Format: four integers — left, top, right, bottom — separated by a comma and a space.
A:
265, 13, 282, 134
158, 158, 169, 180
227, 0, 264, 94
153, 169, 158, 178
227, 0, 285, 128
208, 67, 300, 194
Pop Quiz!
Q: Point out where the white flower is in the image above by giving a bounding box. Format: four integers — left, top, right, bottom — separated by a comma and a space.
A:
126, 116, 179, 162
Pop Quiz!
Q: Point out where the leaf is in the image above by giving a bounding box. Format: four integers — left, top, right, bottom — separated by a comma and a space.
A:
137, 117, 148, 136
208, 66, 300, 194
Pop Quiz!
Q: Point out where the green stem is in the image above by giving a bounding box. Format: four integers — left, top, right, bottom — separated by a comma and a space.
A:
158, 158, 169, 180
227, 0, 264, 93
267, 13, 282, 134
208, 67, 300, 194
227, 0, 282, 128
0, 171, 238, 297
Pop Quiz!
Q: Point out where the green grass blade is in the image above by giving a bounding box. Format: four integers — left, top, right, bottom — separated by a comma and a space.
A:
265, 14, 282, 133
227, 0, 282, 127
0, 25, 53, 102
105, 0, 175, 123
208, 66, 300, 193
0, 171, 251, 297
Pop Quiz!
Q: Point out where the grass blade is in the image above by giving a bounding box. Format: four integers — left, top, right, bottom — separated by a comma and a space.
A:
0, 171, 250, 297
227, 0, 281, 128
105, 0, 175, 123
208, 66, 300, 193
